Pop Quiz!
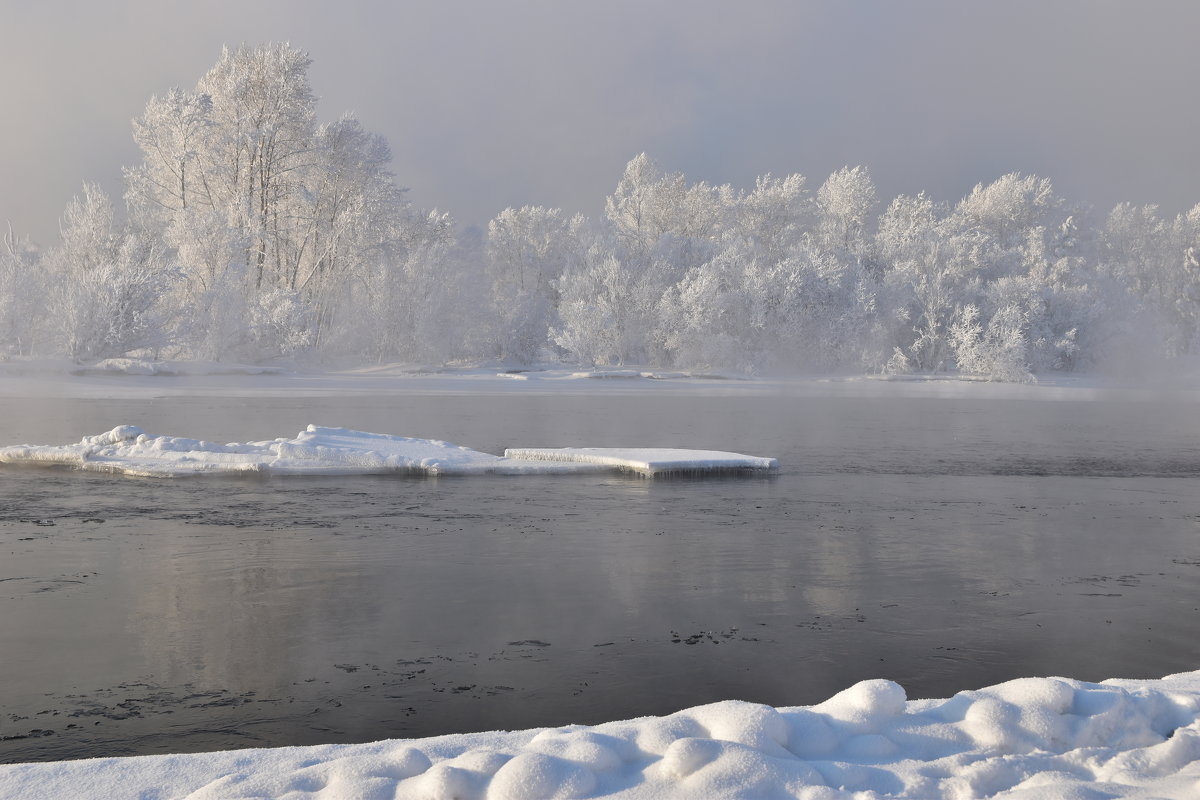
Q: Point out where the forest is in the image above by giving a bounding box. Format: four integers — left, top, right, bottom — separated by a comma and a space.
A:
3, 43, 1199, 381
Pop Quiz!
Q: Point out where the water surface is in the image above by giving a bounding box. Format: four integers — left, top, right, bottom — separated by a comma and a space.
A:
2, 392, 1199, 762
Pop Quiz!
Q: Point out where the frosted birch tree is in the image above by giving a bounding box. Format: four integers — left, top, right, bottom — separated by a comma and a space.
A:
44, 185, 171, 360
125, 43, 415, 362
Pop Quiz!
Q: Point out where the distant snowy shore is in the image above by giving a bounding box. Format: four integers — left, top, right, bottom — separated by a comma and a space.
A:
3, 671, 1199, 799
2, 357, 1199, 401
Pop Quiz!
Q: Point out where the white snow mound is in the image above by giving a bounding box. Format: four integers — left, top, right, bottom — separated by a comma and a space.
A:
0, 426, 778, 478
4, 672, 1200, 799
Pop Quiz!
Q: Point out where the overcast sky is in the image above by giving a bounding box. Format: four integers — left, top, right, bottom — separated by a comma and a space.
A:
4, 0, 1200, 246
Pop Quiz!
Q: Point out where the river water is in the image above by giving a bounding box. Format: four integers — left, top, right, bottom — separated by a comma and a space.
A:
2, 390, 1200, 762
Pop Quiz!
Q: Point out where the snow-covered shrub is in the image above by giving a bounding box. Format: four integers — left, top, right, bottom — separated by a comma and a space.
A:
950, 303, 1034, 383
484, 206, 584, 364
246, 289, 316, 361
659, 242, 873, 375
658, 247, 766, 374
883, 347, 912, 375
553, 250, 641, 367
44, 186, 173, 360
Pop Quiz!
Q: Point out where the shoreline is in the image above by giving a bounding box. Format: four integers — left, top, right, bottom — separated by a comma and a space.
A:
2, 670, 1198, 799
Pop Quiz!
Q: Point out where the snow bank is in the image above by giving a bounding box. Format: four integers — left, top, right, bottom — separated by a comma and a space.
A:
4, 672, 1200, 799
70, 358, 287, 376
0, 426, 778, 478
505, 447, 779, 476
565, 369, 749, 382
5, 358, 1189, 401
569, 369, 648, 379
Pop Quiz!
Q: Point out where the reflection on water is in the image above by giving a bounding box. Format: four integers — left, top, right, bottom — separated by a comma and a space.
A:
2, 393, 1200, 762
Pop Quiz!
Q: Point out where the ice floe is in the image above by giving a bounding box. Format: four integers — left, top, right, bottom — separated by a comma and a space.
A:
3, 671, 1200, 799
505, 447, 780, 476
0, 426, 778, 479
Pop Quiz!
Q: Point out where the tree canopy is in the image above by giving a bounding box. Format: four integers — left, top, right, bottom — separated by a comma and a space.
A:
3, 44, 1199, 382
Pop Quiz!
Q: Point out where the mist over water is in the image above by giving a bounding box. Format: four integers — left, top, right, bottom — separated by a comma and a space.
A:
2, 390, 1199, 763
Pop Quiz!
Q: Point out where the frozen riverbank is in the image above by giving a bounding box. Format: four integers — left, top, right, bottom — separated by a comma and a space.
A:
3, 671, 1199, 799
2, 357, 1199, 401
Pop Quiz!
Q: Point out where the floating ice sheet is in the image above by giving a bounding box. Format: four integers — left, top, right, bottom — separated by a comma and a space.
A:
0, 426, 779, 479
505, 447, 779, 476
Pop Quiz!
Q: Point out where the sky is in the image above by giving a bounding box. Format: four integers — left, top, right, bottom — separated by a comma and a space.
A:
4, 0, 1200, 247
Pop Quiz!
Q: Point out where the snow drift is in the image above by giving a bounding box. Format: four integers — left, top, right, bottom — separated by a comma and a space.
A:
3, 671, 1200, 799
0, 425, 779, 478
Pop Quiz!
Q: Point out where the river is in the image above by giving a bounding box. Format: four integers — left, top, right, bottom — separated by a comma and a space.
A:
2, 389, 1199, 762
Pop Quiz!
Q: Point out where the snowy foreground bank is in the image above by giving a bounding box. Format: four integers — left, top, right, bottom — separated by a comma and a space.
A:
0, 425, 778, 478
4, 672, 1200, 799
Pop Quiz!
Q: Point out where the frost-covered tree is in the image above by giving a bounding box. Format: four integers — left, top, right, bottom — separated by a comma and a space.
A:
959, 174, 1057, 245
125, 89, 214, 222
658, 244, 768, 373
659, 238, 872, 375
604, 153, 724, 309
769, 245, 874, 372
816, 166, 877, 262
871, 175, 1080, 375
1112, 204, 1200, 358
485, 206, 585, 364
193, 43, 318, 291
124, 43, 417, 363
162, 207, 248, 360
874, 192, 970, 372
586, 155, 732, 366
724, 173, 811, 265
344, 209, 481, 365
0, 226, 41, 357
553, 244, 666, 367
44, 185, 171, 360
1164, 205, 1200, 355
1098, 203, 1175, 358
605, 154, 722, 260
295, 115, 406, 350
22, 71, 1200, 380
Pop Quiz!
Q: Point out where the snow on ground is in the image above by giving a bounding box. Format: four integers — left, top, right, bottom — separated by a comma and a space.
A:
3, 672, 1200, 799
0, 425, 778, 478
75, 358, 287, 377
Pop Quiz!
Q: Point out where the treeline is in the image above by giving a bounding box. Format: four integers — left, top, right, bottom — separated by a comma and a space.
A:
3, 44, 1199, 380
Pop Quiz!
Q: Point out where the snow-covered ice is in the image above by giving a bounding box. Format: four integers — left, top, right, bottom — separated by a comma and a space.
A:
505, 447, 779, 476
0, 425, 778, 478
3, 671, 1200, 799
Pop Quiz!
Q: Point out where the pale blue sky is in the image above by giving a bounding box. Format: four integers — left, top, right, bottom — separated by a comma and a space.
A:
4, 0, 1199, 245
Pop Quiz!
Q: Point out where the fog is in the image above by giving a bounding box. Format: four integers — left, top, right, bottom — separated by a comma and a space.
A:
4, 1, 1200, 247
